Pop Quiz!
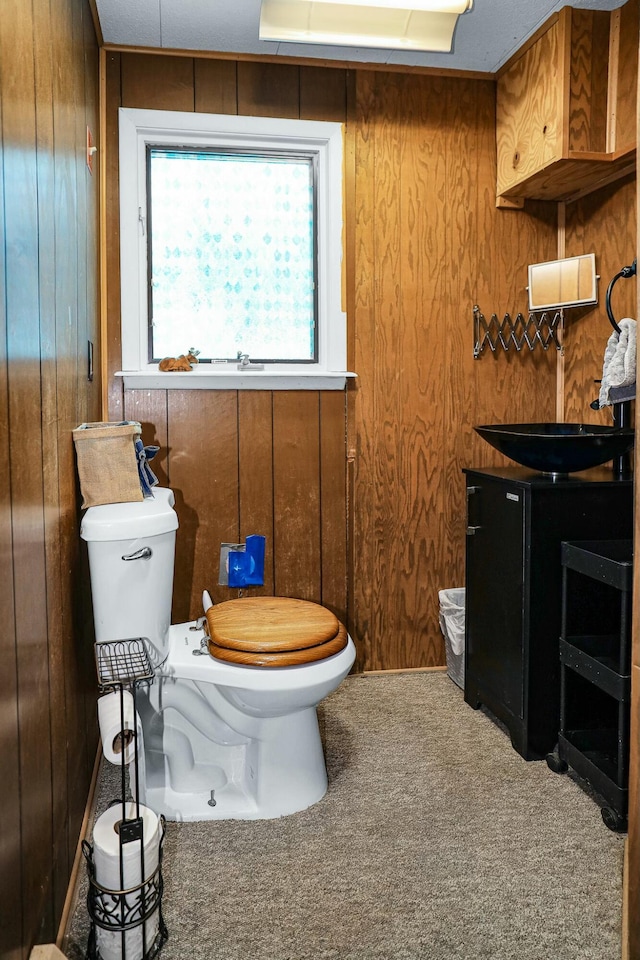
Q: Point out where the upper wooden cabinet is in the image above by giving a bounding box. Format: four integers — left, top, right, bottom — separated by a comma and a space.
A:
496, 0, 638, 205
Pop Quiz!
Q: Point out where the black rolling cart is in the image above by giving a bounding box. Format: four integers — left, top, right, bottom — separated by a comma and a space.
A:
546, 539, 633, 832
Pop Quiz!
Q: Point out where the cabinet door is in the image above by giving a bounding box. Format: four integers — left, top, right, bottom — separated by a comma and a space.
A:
496, 14, 565, 197
466, 480, 526, 717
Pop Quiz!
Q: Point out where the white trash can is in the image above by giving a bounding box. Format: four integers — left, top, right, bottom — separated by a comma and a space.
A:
438, 588, 465, 689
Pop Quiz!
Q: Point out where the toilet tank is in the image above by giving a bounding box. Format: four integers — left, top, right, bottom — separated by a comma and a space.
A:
80, 488, 179, 665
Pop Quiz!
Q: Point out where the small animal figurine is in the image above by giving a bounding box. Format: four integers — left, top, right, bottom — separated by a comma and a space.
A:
159, 348, 200, 372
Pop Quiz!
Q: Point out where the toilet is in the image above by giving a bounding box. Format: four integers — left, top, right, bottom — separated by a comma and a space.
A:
80, 487, 355, 822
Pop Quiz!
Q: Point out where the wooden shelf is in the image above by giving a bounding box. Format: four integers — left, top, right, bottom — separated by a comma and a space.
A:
497, 145, 636, 204
496, 2, 638, 205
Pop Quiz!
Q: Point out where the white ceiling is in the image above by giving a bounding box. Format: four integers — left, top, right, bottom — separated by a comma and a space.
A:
94, 0, 628, 74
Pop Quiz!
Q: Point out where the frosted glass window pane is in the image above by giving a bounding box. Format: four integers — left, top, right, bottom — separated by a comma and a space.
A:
148, 149, 317, 363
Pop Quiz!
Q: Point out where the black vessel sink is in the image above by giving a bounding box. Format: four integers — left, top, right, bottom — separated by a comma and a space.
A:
475, 423, 635, 475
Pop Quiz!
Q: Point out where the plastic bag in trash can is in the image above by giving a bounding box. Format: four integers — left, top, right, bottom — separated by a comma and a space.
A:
438, 587, 465, 655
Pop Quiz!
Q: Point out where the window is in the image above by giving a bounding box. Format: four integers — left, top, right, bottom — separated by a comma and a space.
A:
148, 148, 317, 364
118, 108, 350, 390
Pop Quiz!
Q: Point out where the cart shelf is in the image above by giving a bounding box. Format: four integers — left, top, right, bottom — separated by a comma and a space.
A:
559, 635, 630, 700
548, 538, 633, 832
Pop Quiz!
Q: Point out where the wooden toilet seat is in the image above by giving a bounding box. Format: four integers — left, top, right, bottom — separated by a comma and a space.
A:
204, 597, 348, 667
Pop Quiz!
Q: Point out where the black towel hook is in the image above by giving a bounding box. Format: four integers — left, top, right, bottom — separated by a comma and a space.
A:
605, 258, 637, 334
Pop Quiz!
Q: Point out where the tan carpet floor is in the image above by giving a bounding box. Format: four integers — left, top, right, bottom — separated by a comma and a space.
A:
66, 672, 625, 960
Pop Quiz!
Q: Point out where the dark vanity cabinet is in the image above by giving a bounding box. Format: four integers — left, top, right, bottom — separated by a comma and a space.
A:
463, 467, 633, 761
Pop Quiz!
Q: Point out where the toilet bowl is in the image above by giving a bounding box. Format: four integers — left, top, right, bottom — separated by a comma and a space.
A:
80, 488, 355, 821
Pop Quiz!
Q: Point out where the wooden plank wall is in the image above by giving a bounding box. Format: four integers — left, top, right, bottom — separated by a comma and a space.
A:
351, 71, 560, 670
563, 175, 637, 421
106, 56, 350, 625
104, 54, 562, 673
0, 1, 100, 957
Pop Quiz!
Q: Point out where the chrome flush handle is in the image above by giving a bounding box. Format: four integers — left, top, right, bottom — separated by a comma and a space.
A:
121, 546, 153, 561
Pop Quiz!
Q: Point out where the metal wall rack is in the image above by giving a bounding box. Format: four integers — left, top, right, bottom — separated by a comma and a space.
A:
590, 259, 636, 474
605, 259, 637, 334
82, 639, 168, 960
473, 305, 563, 358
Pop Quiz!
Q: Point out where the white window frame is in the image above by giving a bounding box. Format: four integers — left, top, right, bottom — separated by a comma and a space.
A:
117, 107, 353, 390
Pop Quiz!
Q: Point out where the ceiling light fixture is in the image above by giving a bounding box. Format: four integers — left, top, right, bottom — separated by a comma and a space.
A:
259, 0, 473, 52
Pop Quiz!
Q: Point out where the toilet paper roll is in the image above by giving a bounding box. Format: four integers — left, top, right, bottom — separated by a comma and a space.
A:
93, 802, 161, 960
98, 691, 138, 766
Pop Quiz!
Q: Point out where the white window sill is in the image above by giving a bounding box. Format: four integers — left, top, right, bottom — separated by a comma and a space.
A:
115, 368, 357, 391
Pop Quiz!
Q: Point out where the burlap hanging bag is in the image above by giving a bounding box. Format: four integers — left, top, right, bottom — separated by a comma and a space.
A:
73, 421, 144, 508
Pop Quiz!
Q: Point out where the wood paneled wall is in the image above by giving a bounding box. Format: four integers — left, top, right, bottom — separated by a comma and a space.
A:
0, 1, 100, 957
563, 175, 638, 422
123, 389, 348, 622
106, 56, 351, 624
104, 51, 637, 676
104, 54, 562, 673
351, 71, 559, 670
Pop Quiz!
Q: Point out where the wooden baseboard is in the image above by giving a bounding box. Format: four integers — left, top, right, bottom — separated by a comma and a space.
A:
356, 665, 448, 676
30, 946, 68, 960
57, 745, 103, 950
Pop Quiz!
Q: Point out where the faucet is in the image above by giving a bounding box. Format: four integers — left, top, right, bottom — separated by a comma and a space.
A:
236, 351, 264, 371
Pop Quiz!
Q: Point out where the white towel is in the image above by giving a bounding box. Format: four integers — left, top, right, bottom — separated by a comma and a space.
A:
598, 317, 637, 408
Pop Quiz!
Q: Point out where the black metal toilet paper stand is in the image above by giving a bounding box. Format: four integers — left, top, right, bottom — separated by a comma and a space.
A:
82, 638, 168, 960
